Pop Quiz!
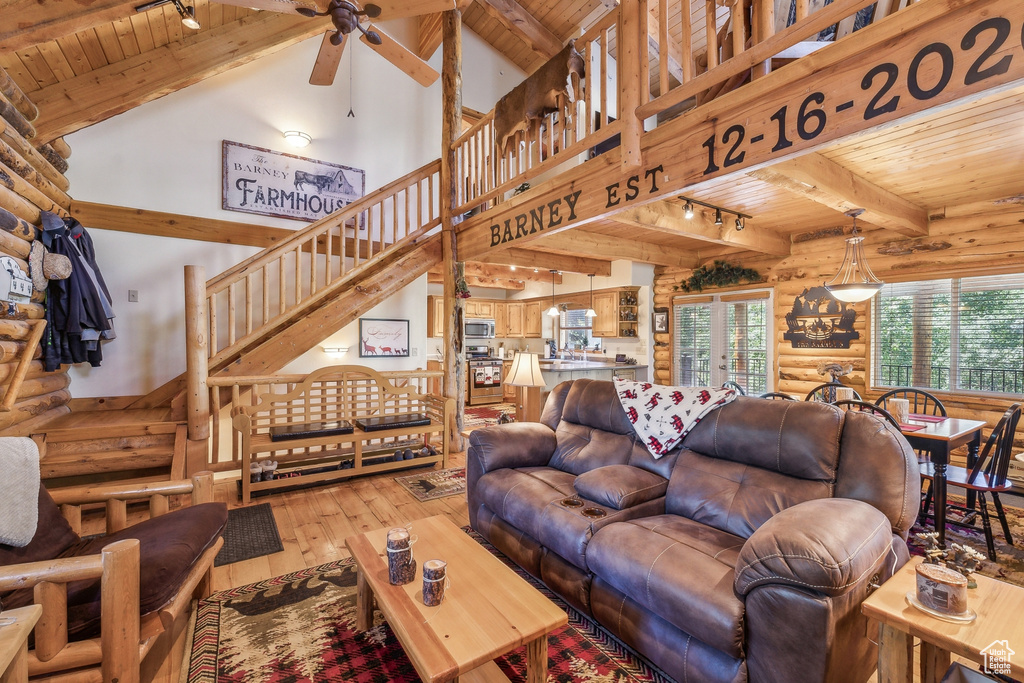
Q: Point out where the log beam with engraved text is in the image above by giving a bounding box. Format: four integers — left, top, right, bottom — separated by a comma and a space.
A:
30, 13, 329, 141
612, 200, 792, 255
748, 153, 929, 237
456, 0, 1024, 261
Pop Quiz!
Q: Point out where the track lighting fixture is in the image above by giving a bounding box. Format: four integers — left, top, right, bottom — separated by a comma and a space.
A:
678, 197, 752, 232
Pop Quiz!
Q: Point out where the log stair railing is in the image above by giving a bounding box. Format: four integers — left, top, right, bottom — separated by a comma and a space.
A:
133, 159, 442, 412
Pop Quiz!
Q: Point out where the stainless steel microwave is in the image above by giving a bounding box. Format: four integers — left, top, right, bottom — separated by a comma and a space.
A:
465, 319, 496, 338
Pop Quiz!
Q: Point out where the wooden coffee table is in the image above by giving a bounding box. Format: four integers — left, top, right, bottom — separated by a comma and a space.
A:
345, 515, 568, 682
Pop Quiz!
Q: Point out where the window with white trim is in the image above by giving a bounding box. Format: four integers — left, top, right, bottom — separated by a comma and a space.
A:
673, 290, 772, 394
872, 273, 1024, 395
558, 308, 602, 351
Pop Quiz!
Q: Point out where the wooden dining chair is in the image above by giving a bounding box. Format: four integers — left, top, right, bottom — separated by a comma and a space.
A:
832, 400, 900, 429
920, 403, 1021, 561
722, 380, 745, 395
875, 388, 947, 417
804, 383, 862, 403
759, 392, 797, 401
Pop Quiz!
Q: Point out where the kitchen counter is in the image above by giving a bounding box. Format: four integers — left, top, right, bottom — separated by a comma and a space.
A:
536, 360, 648, 392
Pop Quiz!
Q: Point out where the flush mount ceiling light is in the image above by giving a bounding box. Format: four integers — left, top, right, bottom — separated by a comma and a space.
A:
824, 209, 884, 303
585, 274, 597, 318
283, 130, 312, 148
678, 196, 752, 232
547, 270, 560, 317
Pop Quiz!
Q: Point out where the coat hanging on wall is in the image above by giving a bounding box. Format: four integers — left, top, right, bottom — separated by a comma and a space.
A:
782, 285, 859, 349
39, 211, 115, 371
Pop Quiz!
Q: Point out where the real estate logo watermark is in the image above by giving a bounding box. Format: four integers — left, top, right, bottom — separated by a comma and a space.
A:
981, 640, 1015, 676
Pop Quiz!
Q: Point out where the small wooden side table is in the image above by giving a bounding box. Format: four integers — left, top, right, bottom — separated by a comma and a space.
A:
0, 605, 41, 683
862, 557, 1024, 682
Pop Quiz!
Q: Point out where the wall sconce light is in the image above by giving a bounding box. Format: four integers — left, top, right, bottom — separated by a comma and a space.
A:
678, 196, 752, 233
321, 346, 349, 358
284, 130, 312, 148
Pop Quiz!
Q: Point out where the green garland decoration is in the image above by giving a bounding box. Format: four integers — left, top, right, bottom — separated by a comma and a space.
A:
675, 260, 761, 292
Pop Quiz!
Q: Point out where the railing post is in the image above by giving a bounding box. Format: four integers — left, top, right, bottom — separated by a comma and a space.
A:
618, 0, 645, 172
184, 265, 210, 443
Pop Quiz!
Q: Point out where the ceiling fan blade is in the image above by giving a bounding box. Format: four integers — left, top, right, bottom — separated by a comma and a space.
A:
310, 30, 347, 86
361, 24, 440, 87
213, 0, 320, 15
363, 0, 455, 20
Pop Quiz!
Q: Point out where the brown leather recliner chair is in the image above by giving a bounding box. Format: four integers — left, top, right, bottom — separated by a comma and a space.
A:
467, 379, 919, 683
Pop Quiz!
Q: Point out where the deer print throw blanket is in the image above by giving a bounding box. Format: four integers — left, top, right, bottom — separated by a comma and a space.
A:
614, 379, 737, 458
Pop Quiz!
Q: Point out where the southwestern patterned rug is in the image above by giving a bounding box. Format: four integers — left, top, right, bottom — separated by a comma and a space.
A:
909, 493, 1024, 587
464, 403, 517, 428
393, 466, 466, 502
182, 529, 670, 683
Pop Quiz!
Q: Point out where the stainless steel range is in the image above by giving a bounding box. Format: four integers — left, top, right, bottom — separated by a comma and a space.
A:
467, 346, 504, 406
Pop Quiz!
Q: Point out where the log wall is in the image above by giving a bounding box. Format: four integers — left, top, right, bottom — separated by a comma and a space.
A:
653, 198, 1024, 434
0, 65, 73, 435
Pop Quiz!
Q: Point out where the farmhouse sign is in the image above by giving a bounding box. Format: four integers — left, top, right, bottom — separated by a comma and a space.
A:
222, 140, 365, 223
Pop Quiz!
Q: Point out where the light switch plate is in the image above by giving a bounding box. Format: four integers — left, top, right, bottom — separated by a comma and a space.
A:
128, 289, 139, 302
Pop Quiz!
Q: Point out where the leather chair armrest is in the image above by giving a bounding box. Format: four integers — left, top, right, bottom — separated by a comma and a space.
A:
468, 423, 556, 474
734, 498, 894, 598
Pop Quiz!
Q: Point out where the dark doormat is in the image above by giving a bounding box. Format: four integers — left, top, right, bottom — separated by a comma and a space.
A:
214, 503, 284, 567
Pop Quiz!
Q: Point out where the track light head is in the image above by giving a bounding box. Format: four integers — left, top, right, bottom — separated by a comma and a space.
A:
173, 0, 200, 28
683, 201, 694, 219
735, 217, 744, 231
714, 209, 723, 226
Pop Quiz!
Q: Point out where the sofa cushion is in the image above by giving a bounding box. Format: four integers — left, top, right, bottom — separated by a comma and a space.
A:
682, 396, 843, 481
549, 421, 638, 475
475, 467, 576, 542
0, 483, 79, 567
666, 449, 834, 539
574, 465, 667, 510
588, 515, 747, 659
5, 502, 228, 641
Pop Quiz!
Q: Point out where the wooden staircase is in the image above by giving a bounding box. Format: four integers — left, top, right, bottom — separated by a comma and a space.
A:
35, 160, 443, 484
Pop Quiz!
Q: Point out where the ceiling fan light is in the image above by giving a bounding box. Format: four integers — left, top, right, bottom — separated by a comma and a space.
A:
283, 130, 312, 148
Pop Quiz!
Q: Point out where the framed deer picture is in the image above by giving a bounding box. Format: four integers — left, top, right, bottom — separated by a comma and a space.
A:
359, 319, 410, 357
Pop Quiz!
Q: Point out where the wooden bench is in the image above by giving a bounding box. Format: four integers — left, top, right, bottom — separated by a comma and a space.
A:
232, 365, 454, 504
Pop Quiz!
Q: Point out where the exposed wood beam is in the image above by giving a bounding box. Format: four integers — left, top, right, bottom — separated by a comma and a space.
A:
0, 0, 140, 54
457, 0, 1024, 260
417, 1, 470, 61
428, 261, 560, 284
535, 230, 700, 269
475, 0, 563, 60
748, 153, 929, 237
612, 200, 792, 255
30, 13, 329, 141
482, 247, 612, 276
427, 272, 526, 290
70, 201, 381, 257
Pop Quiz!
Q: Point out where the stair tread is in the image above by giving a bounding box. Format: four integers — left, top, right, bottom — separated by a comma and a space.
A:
43, 408, 176, 429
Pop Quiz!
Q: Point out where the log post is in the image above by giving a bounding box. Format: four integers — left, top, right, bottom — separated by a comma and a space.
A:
618, 0, 644, 172
753, 0, 775, 79
100, 539, 141, 683
441, 9, 466, 453
184, 266, 210, 443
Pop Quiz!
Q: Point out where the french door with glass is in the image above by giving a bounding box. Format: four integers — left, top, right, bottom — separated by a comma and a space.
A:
673, 290, 773, 394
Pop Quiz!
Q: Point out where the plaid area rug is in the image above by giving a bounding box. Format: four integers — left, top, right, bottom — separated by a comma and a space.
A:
393, 467, 466, 502
909, 493, 1024, 587
182, 529, 670, 683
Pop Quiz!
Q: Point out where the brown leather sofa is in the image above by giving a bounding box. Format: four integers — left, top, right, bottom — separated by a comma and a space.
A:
467, 379, 919, 683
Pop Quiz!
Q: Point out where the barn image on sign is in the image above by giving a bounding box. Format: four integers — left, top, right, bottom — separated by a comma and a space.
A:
783, 285, 859, 349
222, 141, 365, 223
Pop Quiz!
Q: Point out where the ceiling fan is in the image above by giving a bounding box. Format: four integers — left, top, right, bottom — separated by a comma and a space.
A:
210, 0, 454, 86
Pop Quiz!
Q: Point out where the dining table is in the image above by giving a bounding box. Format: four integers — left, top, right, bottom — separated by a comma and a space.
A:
899, 414, 988, 547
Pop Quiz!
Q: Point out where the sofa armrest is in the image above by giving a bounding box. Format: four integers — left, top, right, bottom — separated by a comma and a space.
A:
734, 498, 893, 598
468, 423, 556, 474
573, 465, 667, 510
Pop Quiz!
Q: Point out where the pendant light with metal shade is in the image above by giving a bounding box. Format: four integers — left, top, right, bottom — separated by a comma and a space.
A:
585, 274, 597, 318
546, 270, 560, 317
824, 209, 884, 302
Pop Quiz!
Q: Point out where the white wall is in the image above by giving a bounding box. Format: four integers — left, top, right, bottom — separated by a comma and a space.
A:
65, 23, 524, 397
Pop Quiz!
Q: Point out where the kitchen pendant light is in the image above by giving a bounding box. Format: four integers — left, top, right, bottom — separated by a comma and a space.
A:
585, 274, 597, 318
824, 209, 884, 302
546, 270, 560, 317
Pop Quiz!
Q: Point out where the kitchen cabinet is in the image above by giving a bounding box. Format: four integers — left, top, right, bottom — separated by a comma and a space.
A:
494, 302, 508, 337
465, 300, 495, 318
591, 292, 618, 337
524, 302, 542, 338
503, 361, 517, 400
506, 302, 524, 337
427, 296, 445, 338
